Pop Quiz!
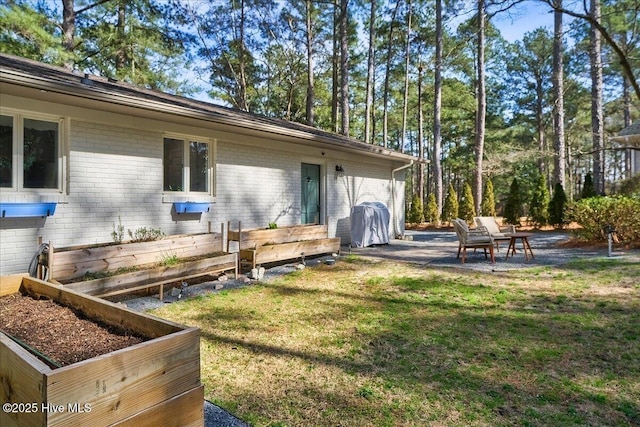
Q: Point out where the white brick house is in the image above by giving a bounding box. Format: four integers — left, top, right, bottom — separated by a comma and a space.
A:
0, 54, 417, 275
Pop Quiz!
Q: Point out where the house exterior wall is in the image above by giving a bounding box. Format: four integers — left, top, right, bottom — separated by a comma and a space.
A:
0, 95, 407, 275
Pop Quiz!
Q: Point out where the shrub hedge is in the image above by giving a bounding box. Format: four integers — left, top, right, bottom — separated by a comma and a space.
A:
566, 196, 640, 243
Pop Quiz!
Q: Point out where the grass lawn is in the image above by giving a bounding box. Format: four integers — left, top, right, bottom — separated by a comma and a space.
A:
151, 256, 640, 426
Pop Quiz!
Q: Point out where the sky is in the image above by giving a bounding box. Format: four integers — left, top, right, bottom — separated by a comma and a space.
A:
491, 1, 556, 42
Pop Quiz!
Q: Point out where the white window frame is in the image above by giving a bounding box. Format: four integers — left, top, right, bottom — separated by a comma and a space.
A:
162, 133, 215, 201
0, 109, 65, 194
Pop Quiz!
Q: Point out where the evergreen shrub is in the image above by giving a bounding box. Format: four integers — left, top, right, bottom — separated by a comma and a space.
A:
503, 178, 522, 225
529, 173, 549, 227
442, 184, 459, 224
548, 183, 567, 228
566, 196, 640, 243
459, 182, 476, 224
481, 180, 496, 216
581, 172, 597, 199
425, 193, 439, 224
407, 194, 424, 224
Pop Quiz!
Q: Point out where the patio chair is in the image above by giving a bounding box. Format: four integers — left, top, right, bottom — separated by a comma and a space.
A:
452, 218, 495, 264
474, 216, 516, 251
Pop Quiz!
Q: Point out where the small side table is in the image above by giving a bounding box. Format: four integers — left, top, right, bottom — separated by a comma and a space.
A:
505, 232, 534, 260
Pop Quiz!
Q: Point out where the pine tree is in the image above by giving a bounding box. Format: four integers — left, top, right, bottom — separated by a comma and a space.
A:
425, 193, 439, 224
529, 173, 550, 227
0, 2, 70, 65
407, 194, 424, 224
548, 183, 567, 228
459, 182, 476, 224
442, 183, 459, 224
581, 172, 596, 199
481, 179, 496, 216
503, 178, 522, 225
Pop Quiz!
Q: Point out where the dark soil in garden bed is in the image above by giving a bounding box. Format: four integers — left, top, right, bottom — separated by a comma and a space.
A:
0, 292, 147, 367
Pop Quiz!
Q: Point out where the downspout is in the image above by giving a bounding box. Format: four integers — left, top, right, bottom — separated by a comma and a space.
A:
391, 160, 414, 238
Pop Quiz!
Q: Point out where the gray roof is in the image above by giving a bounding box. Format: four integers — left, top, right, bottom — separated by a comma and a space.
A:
619, 121, 640, 137
0, 53, 417, 163
612, 121, 640, 145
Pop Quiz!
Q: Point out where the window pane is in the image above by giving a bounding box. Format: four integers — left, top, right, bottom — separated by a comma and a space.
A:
189, 141, 208, 192
0, 115, 12, 187
164, 138, 184, 191
23, 118, 58, 189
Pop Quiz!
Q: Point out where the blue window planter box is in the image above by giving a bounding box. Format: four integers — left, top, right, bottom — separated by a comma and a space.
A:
173, 202, 210, 214
0, 202, 57, 218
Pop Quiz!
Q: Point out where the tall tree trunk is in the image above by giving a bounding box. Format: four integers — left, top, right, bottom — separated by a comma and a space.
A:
61, 0, 114, 69
622, 30, 632, 177
544, 0, 640, 101
623, 76, 632, 177
339, 0, 349, 137
536, 75, 545, 174
382, 2, 401, 148
364, 0, 376, 143
590, 0, 605, 194
400, 0, 412, 154
331, 0, 339, 133
474, 0, 486, 215
115, 1, 126, 73
418, 62, 424, 204
237, 0, 248, 112
62, 0, 75, 68
305, 0, 315, 127
433, 0, 443, 221
552, 5, 566, 188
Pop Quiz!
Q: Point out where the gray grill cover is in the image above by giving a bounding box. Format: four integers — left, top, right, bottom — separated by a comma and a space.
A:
350, 202, 390, 247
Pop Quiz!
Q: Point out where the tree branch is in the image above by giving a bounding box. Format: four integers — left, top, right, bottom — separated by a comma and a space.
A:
541, 0, 640, 101
75, 0, 114, 16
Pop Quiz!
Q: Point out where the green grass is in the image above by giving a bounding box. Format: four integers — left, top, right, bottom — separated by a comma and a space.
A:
151, 256, 640, 426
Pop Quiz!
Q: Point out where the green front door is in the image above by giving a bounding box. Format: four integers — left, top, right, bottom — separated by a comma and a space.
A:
301, 163, 320, 224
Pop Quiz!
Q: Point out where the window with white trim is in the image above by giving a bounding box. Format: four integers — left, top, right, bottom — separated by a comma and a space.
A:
163, 136, 211, 194
0, 113, 62, 192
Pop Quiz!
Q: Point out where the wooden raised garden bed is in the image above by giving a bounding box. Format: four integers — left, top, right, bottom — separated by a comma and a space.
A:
0, 274, 203, 427
41, 229, 237, 300
227, 223, 341, 271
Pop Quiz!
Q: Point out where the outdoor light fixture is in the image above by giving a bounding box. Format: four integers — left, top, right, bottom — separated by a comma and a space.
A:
335, 164, 345, 178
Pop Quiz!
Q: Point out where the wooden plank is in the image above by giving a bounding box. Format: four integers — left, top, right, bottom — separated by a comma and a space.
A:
231, 225, 329, 249
51, 233, 218, 254
45, 328, 200, 427
64, 253, 237, 296
255, 238, 340, 264
20, 277, 184, 338
51, 234, 224, 280
51, 237, 224, 279
0, 333, 48, 427
94, 268, 231, 299
113, 385, 204, 427
0, 273, 29, 297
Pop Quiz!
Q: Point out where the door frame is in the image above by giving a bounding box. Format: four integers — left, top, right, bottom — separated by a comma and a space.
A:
300, 161, 325, 225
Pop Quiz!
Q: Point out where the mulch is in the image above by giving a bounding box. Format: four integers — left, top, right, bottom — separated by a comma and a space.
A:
0, 292, 147, 367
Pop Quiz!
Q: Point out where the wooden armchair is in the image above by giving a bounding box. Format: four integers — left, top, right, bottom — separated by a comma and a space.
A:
474, 216, 515, 251
452, 219, 495, 264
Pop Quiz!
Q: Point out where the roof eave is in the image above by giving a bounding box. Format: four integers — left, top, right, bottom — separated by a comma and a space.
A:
1, 66, 419, 163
